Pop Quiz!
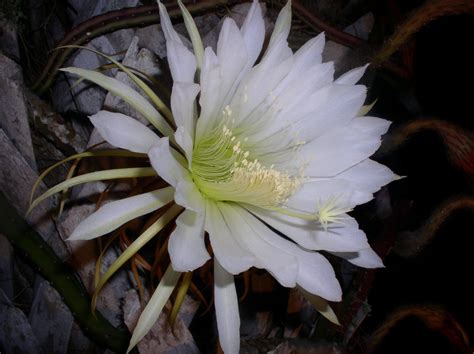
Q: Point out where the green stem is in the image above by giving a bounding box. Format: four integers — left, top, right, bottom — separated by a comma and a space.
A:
0, 192, 136, 353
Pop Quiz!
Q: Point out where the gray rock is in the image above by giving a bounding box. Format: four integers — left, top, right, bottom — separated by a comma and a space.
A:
28, 281, 74, 354
0, 128, 68, 260
52, 27, 135, 116
0, 53, 23, 82
71, 0, 141, 26
135, 25, 167, 59
101, 36, 164, 129
0, 55, 37, 170
56, 183, 131, 328
0, 18, 20, 60
0, 289, 41, 354
0, 234, 14, 300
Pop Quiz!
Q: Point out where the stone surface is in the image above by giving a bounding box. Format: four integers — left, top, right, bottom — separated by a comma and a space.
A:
52, 29, 135, 116
0, 128, 68, 260
0, 289, 41, 354
124, 289, 200, 354
0, 54, 37, 170
0, 18, 20, 60
99, 36, 164, 132
0, 234, 14, 300
28, 281, 74, 354
71, 0, 141, 26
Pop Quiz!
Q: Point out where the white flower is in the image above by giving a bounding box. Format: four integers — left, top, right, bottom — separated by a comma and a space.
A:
59, 1, 398, 352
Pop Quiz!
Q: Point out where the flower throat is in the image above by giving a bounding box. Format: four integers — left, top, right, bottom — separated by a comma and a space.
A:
191, 107, 300, 208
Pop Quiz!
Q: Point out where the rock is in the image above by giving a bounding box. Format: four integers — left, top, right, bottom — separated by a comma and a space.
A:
28, 281, 74, 354
0, 54, 37, 170
52, 30, 135, 116
0, 289, 41, 354
0, 129, 68, 260
124, 289, 200, 354
177, 295, 200, 328
0, 234, 14, 300
70, 0, 141, 27
0, 18, 20, 60
56, 182, 131, 328
0, 53, 23, 82
27, 92, 89, 186
100, 36, 165, 131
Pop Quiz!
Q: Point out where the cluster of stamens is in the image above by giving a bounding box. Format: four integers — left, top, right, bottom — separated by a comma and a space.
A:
192, 106, 301, 208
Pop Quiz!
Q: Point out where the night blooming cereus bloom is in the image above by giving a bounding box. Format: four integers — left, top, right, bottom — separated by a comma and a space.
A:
31, 0, 399, 352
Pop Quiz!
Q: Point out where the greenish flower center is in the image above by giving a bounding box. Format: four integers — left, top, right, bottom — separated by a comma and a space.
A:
191, 111, 300, 208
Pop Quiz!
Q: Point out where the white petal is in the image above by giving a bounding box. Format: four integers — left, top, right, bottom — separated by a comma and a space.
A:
248, 207, 369, 252
231, 34, 293, 126
268, 0, 291, 47
295, 84, 367, 142
332, 247, 384, 268
335, 64, 369, 85
301, 119, 384, 177
219, 204, 298, 288
171, 82, 200, 139
167, 39, 197, 83
174, 179, 205, 213
175, 126, 194, 164
205, 201, 255, 274
286, 179, 373, 212
69, 187, 174, 241
217, 18, 249, 103
214, 259, 240, 354
89, 111, 159, 153
295, 248, 342, 301
195, 47, 221, 142
158, 1, 182, 43
336, 159, 398, 194
238, 206, 341, 300
148, 137, 190, 187
351, 116, 391, 135
292, 33, 326, 73
240, 0, 265, 67
168, 210, 210, 272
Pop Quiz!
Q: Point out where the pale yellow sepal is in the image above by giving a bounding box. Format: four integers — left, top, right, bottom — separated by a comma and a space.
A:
127, 264, 182, 353
358, 99, 378, 116
298, 286, 341, 326
29, 150, 146, 206
28, 167, 156, 213
178, 0, 204, 72
92, 204, 183, 311
59, 45, 174, 123
60, 67, 175, 137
